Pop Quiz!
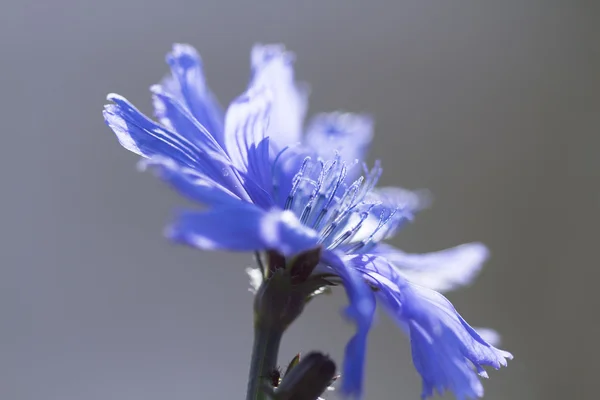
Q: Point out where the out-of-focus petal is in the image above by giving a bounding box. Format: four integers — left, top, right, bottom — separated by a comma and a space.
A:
371, 242, 489, 292
250, 44, 309, 149
321, 250, 375, 398
346, 187, 429, 249
368, 186, 432, 213
305, 112, 373, 171
160, 43, 225, 145
473, 328, 502, 347
348, 254, 512, 400
168, 207, 318, 257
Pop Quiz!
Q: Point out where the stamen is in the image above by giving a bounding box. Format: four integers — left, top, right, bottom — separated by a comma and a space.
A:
318, 204, 357, 243
299, 160, 325, 223
284, 157, 310, 210
281, 156, 396, 253
356, 160, 382, 202
311, 162, 346, 229
327, 204, 376, 249
345, 207, 406, 254
320, 177, 363, 229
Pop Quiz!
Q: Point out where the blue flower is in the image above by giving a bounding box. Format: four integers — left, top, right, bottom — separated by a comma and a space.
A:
104, 43, 511, 399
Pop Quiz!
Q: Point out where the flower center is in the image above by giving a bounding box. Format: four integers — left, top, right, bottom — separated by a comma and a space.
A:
280, 154, 405, 253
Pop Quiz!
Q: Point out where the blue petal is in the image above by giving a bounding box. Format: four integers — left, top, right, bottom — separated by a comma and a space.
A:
409, 320, 483, 400
103, 94, 256, 203
348, 254, 512, 400
153, 85, 274, 208
271, 145, 311, 209
321, 250, 375, 398
250, 44, 309, 150
160, 44, 225, 146
150, 84, 225, 158
168, 207, 319, 257
140, 156, 245, 207
104, 93, 200, 165
370, 242, 489, 292
304, 112, 373, 173
223, 85, 274, 193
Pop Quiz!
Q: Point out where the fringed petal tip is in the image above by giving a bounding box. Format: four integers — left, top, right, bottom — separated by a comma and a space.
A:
105, 92, 124, 102
349, 255, 511, 399
166, 43, 203, 69
248, 43, 308, 150
158, 43, 225, 146
252, 43, 295, 68
103, 93, 143, 155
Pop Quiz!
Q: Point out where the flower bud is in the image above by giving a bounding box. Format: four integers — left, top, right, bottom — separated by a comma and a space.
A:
275, 352, 336, 400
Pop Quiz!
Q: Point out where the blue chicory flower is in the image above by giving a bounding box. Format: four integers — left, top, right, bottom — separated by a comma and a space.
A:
103, 43, 511, 399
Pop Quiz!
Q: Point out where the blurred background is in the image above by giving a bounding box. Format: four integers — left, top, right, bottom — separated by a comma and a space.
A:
1, 1, 598, 399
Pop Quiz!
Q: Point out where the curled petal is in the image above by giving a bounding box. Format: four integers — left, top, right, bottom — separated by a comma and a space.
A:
348, 254, 511, 400
371, 242, 489, 292
168, 207, 318, 257
321, 251, 375, 398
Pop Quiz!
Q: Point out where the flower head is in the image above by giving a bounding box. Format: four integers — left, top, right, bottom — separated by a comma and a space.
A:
104, 43, 511, 399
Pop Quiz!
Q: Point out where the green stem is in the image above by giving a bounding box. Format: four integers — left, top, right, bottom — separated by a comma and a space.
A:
246, 324, 283, 400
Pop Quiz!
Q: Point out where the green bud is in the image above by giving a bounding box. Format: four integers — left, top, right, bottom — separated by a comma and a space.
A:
274, 352, 336, 400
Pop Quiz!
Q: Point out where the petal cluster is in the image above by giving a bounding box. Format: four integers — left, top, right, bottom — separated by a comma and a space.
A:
104, 43, 511, 399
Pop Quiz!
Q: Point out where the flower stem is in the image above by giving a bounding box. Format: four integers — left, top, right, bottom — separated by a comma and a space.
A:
246, 258, 317, 400
246, 324, 283, 400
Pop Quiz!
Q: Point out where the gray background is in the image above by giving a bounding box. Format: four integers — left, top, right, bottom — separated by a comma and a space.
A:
1, 1, 598, 399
